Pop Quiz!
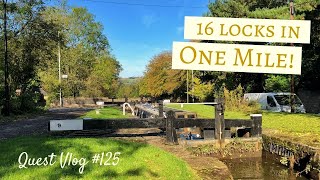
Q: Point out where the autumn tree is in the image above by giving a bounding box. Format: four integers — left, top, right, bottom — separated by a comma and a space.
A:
140, 51, 186, 100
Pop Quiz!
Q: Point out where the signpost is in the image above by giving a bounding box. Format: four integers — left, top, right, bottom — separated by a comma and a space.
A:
173, 16, 311, 75
172, 42, 302, 75
184, 16, 310, 44
172, 15, 311, 140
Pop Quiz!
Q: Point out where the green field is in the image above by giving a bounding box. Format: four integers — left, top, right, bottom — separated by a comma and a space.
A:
0, 137, 199, 180
166, 104, 248, 119
166, 104, 320, 148
120, 77, 141, 85
81, 106, 131, 119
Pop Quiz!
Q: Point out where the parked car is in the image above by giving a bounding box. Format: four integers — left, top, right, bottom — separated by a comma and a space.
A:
244, 92, 306, 113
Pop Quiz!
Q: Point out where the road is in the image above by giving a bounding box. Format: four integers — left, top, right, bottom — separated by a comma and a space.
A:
0, 108, 92, 140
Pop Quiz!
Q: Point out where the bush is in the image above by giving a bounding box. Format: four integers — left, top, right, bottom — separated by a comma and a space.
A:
10, 91, 44, 114
265, 75, 290, 92
223, 85, 261, 114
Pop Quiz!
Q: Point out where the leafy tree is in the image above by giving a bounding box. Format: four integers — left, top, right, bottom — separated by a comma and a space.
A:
117, 77, 141, 99
299, 4, 320, 90
39, 4, 121, 101
117, 83, 140, 99
83, 55, 121, 98
265, 75, 290, 92
0, 0, 60, 114
188, 77, 214, 102
140, 51, 186, 99
206, 0, 250, 18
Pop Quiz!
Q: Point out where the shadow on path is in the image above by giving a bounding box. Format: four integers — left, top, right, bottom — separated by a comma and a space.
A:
0, 108, 92, 140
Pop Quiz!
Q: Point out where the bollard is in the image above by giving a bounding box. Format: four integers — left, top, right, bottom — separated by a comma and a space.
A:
159, 100, 163, 118
250, 114, 262, 137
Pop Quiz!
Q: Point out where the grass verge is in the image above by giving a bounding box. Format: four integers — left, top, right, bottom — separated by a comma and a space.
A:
166, 104, 248, 119
81, 106, 131, 119
188, 139, 259, 158
0, 136, 199, 180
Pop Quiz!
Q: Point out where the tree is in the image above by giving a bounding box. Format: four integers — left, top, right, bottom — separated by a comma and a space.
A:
83, 55, 121, 98
39, 4, 121, 101
265, 75, 290, 92
117, 78, 140, 99
140, 51, 186, 99
1, 0, 60, 114
299, 4, 320, 90
188, 77, 214, 102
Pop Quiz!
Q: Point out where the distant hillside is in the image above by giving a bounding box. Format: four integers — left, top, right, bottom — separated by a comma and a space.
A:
120, 77, 141, 85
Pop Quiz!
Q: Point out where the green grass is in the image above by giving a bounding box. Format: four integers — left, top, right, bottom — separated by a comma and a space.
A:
0, 137, 199, 180
261, 112, 320, 147
166, 104, 248, 119
166, 104, 320, 147
81, 107, 131, 119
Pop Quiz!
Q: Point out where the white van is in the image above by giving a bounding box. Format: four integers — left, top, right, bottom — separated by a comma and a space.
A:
244, 92, 306, 113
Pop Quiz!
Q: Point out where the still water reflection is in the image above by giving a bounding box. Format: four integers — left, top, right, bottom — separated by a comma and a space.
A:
222, 152, 307, 180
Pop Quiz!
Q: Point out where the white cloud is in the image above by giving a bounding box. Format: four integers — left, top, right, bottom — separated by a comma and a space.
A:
177, 26, 184, 34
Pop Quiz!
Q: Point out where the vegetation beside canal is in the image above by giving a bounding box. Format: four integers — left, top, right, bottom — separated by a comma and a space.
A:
0, 137, 199, 180
188, 139, 261, 158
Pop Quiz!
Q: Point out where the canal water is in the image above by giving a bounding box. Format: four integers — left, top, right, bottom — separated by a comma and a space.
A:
222, 151, 307, 180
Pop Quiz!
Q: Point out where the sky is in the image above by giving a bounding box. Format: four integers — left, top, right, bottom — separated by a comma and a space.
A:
67, 0, 210, 78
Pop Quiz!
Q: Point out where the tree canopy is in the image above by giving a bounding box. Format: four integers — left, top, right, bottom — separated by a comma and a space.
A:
139, 51, 186, 99
1, 0, 122, 114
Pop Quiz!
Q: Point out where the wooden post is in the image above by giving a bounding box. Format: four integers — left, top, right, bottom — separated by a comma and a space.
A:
158, 100, 163, 118
221, 100, 225, 140
215, 98, 225, 141
215, 103, 221, 140
166, 111, 178, 144
290, 0, 296, 113
250, 114, 262, 137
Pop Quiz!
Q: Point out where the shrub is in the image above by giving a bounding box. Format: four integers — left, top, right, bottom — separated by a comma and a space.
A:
265, 75, 290, 92
223, 85, 261, 114
9, 91, 44, 114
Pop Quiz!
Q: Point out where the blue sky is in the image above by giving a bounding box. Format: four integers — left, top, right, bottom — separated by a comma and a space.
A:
67, 0, 210, 78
